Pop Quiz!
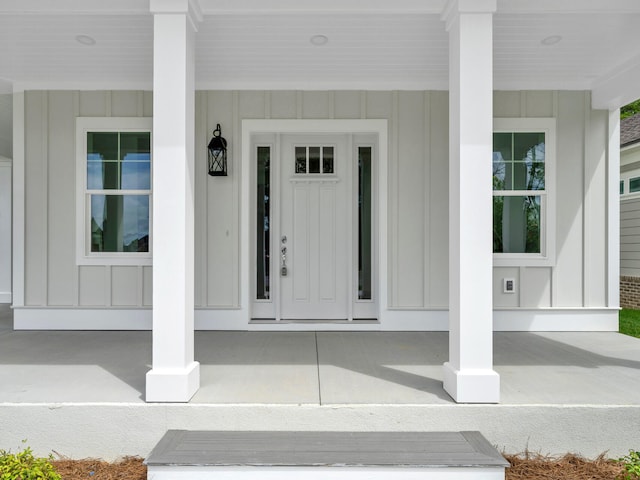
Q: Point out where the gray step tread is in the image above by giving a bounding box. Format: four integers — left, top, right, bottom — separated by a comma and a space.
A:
145, 431, 509, 468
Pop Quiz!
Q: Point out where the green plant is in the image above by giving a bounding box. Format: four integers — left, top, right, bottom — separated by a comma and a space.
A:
618, 450, 640, 480
0, 442, 61, 480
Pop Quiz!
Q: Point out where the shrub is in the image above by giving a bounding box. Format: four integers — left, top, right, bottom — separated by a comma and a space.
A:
0, 443, 61, 480
619, 450, 640, 480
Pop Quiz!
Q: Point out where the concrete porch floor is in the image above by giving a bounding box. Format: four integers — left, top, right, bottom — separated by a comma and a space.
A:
1, 304, 639, 460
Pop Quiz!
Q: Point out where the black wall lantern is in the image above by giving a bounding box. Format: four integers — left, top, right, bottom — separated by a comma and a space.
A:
207, 123, 228, 176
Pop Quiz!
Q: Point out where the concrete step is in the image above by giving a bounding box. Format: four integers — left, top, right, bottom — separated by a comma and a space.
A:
145, 430, 509, 480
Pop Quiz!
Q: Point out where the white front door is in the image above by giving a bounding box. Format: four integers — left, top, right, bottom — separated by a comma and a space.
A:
279, 135, 349, 320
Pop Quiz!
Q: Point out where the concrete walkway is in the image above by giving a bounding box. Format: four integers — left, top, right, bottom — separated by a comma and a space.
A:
1, 303, 639, 459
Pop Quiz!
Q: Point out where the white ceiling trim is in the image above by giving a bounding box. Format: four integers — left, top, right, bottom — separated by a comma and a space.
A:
0, 0, 149, 14
10, 78, 602, 93
196, 0, 448, 15
495, 0, 640, 14
592, 54, 640, 110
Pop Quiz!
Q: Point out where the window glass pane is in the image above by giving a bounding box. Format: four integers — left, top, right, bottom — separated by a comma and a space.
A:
295, 147, 306, 173
121, 161, 151, 190
630, 177, 640, 193
358, 147, 372, 300
493, 195, 541, 254
256, 146, 270, 300
621, 180, 625, 194
323, 147, 334, 174
493, 160, 511, 190
513, 162, 545, 190
120, 132, 150, 160
90, 194, 149, 253
309, 146, 320, 173
493, 133, 513, 161
88, 132, 118, 160
514, 133, 545, 162
87, 160, 119, 190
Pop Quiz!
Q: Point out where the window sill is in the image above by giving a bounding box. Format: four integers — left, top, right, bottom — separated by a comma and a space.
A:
493, 254, 555, 268
77, 254, 152, 266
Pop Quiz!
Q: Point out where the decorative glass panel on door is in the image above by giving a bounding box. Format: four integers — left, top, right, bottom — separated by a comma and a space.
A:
294, 146, 336, 175
256, 146, 271, 300
358, 147, 372, 300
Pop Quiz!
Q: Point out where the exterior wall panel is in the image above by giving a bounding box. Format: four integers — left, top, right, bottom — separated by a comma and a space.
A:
333, 91, 362, 119
584, 108, 607, 306
554, 92, 586, 307
205, 91, 237, 307
428, 91, 449, 307
46, 91, 77, 306
78, 265, 106, 306
395, 91, 426, 307
111, 266, 140, 306
24, 91, 47, 306
18, 88, 612, 325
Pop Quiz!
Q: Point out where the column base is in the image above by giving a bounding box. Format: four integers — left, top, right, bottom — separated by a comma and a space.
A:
443, 362, 500, 403
146, 361, 200, 402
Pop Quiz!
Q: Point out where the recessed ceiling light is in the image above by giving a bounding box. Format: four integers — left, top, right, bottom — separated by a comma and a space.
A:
541, 35, 562, 46
75, 35, 96, 46
310, 35, 328, 46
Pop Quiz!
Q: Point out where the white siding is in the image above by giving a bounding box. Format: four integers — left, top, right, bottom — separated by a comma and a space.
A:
18, 89, 613, 318
621, 198, 640, 276
492, 91, 610, 309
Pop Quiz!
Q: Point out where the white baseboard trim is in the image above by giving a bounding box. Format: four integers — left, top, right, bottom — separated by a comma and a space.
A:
493, 309, 619, 331
14, 308, 153, 330
0, 292, 11, 303
12, 307, 620, 332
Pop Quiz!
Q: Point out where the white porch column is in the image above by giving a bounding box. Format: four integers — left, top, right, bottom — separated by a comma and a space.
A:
442, 0, 500, 403
146, 0, 202, 402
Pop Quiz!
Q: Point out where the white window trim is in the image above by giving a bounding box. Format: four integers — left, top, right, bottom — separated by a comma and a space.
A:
493, 117, 556, 267
75, 117, 153, 266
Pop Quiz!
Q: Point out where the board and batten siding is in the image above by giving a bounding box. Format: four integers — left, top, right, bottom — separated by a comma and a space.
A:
18, 89, 611, 317
493, 91, 609, 309
621, 197, 640, 277
22, 91, 153, 309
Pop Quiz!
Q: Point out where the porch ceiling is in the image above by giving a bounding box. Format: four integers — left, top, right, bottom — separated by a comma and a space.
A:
1, 0, 640, 107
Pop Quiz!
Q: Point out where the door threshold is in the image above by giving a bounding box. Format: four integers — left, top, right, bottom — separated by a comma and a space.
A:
250, 318, 379, 324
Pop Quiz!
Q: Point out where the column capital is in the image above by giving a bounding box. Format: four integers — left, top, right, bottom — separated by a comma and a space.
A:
150, 0, 203, 29
441, 0, 496, 31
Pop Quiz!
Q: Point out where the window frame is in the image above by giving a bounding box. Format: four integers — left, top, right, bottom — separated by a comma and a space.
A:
493, 118, 556, 267
76, 117, 153, 266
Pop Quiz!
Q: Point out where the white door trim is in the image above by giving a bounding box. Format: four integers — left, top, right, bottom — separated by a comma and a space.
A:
241, 119, 388, 327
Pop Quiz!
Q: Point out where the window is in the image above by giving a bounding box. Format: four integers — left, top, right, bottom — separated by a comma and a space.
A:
630, 177, 640, 193
493, 118, 555, 266
294, 146, 334, 174
76, 118, 152, 265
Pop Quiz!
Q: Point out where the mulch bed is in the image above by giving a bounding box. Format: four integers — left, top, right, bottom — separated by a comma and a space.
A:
51, 453, 629, 480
